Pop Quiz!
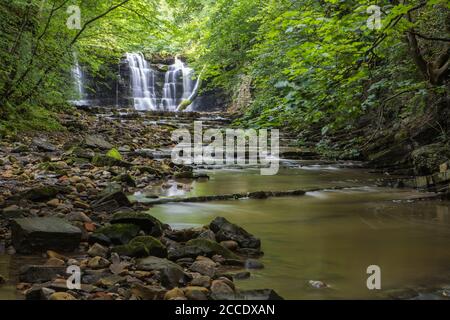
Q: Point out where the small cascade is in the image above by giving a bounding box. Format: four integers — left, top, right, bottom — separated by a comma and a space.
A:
125, 52, 158, 111
126, 53, 199, 111
160, 57, 196, 111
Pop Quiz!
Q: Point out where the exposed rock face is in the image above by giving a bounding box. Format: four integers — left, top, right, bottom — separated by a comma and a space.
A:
209, 217, 261, 250
11, 218, 82, 253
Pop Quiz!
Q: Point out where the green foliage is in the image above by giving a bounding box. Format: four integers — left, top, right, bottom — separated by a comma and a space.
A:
107, 148, 123, 161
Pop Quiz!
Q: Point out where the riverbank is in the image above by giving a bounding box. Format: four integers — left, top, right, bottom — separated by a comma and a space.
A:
0, 107, 449, 300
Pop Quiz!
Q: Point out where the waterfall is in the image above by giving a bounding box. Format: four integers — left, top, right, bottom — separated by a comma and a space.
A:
71, 53, 89, 106
125, 52, 158, 111
126, 53, 199, 111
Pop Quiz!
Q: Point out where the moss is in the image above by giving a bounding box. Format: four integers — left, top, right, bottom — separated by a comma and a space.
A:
186, 238, 239, 260
94, 223, 140, 245
112, 236, 167, 258
106, 148, 123, 161
111, 212, 163, 236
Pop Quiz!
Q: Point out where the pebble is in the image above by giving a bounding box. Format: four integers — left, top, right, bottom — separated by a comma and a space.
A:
88, 256, 111, 269
164, 287, 185, 300
88, 243, 109, 258
49, 292, 77, 300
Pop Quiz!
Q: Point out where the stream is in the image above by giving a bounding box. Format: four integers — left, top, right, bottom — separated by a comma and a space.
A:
138, 163, 450, 299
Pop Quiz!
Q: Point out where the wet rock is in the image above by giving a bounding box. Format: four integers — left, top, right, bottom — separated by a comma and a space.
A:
111, 212, 163, 236
189, 258, 217, 277
136, 256, 189, 288
211, 280, 234, 296
32, 138, 57, 152
220, 240, 239, 251
25, 286, 55, 300
236, 247, 263, 257
93, 223, 140, 245
84, 135, 113, 150
164, 287, 185, 300
49, 292, 76, 300
248, 191, 269, 199
88, 256, 111, 269
113, 174, 136, 187
308, 280, 328, 289
11, 217, 82, 253
92, 154, 132, 168
185, 238, 239, 260
67, 211, 92, 223
113, 236, 167, 258
245, 259, 264, 270
88, 243, 109, 258
233, 271, 251, 280
19, 265, 66, 283
88, 233, 112, 246
210, 217, 261, 249
92, 186, 132, 210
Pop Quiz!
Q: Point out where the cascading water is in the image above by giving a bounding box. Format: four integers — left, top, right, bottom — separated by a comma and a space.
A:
126, 53, 158, 111
126, 53, 199, 111
71, 53, 89, 106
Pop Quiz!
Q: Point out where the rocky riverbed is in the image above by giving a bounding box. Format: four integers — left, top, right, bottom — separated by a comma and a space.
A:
0, 108, 282, 300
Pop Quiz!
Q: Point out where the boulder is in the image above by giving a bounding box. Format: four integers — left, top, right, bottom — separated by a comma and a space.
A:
92, 154, 132, 168
210, 217, 261, 249
49, 292, 76, 300
164, 287, 185, 300
93, 224, 140, 245
112, 236, 167, 258
136, 256, 189, 289
84, 135, 113, 150
136, 256, 182, 272
189, 259, 217, 278
111, 212, 163, 236
19, 265, 66, 283
11, 218, 81, 253
185, 238, 239, 260
32, 138, 57, 152
210, 280, 234, 296
15, 185, 70, 202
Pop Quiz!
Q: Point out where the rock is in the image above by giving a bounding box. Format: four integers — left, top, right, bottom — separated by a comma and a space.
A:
11, 218, 82, 253
88, 256, 111, 269
131, 283, 166, 300
190, 275, 211, 288
160, 267, 190, 289
96, 274, 125, 287
245, 259, 264, 269
88, 233, 112, 246
168, 245, 206, 261
183, 286, 209, 300
32, 138, 57, 152
248, 191, 269, 199
210, 280, 234, 296
45, 258, 65, 267
440, 162, 449, 173
49, 292, 77, 300
165, 228, 203, 242
411, 143, 450, 175
84, 134, 113, 150
1, 205, 25, 219
233, 271, 251, 280
25, 286, 56, 300
185, 238, 239, 260
0, 274, 6, 284
189, 259, 217, 277
210, 217, 261, 249
93, 224, 140, 245
92, 187, 132, 209
111, 212, 163, 236
46, 199, 60, 207
210, 288, 284, 300
67, 211, 92, 223
136, 256, 183, 272
19, 265, 66, 283
47, 250, 67, 261
236, 247, 263, 257
88, 243, 109, 258
164, 287, 185, 300
308, 280, 328, 289
16, 185, 69, 202
112, 236, 167, 258
197, 229, 216, 241
113, 174, 136, 187
220, 240, 239, 251
92, 154, 131, 168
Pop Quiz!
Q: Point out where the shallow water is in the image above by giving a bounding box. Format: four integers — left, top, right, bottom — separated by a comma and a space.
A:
147, 166, 450, 299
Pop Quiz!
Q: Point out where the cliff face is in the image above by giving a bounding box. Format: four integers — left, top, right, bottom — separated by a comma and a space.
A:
77, 56, 230, 111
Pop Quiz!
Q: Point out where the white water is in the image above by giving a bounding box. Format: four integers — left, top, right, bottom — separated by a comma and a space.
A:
71, 53, 89, 106
126, 53, 158, 111
126, 53, 198, 111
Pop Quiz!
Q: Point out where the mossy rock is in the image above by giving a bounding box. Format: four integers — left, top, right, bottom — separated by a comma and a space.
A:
106, 148, 123, 161
111, 212, 164, 237
174, 171, 194, 179
113, 236, 167, 258
185, 238, 239, 260
15, 186, 70, 202
94, 223, 140, 245
113, 173, 136, 187
411, 143, 450, 175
